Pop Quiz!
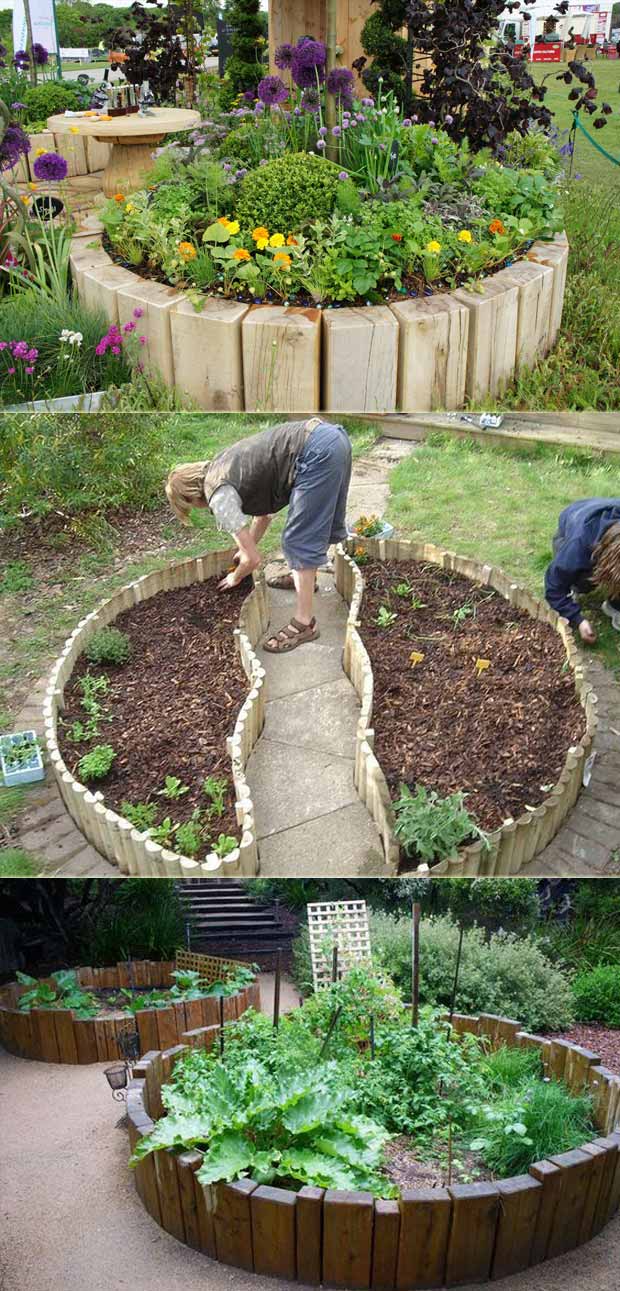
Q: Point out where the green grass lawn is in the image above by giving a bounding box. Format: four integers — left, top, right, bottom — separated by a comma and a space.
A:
386, 434, 620, 675
531, 60, 620, 183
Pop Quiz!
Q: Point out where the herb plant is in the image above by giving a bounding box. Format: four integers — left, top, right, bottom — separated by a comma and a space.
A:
393, 784, 488, 862
84, 627, 131, 667
77, 744, 116, 782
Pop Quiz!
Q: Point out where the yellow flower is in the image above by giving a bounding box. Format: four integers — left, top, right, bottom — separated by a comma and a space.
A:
69, 126, 80, 134
35, 147, 47, 156
474, 657, 491, 677
227, 220, 240, 235
457, 229, 473, 243
252, 226, 269, 242
269, 232, 285, 248
21, 195, 30, 204
125, 202, 135, 213
28, 182, 38, 191
255, 237, 269, 250
233, 247, 251, 261
426, 240, 441, 254
409, 651, 425, 668
178, 241, 197, 261
218, 216, 231, 227
274, 251, 292, 269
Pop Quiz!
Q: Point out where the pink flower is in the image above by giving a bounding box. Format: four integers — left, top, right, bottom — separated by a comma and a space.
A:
139, 336, 146, 345
133, 307, 144, 319
0, 342, 7, 350
111, 345, 121, 355
24, 365, 35, 374
95, 341, 107, 356
7, 366, 15, 375
122, 321, 135, 333
27, 348, 38, 361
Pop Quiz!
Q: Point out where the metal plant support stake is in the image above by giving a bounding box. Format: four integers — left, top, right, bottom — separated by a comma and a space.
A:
319, 1005, 343, 1059
273, 948, 282, 1029
449, 926, 465, 1027
219, 994, 224, 1055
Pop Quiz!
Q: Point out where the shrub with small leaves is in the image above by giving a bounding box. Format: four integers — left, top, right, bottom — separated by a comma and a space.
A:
236, 152, 343, 237
85, 627, 131, 667
393, 784, 486, 862
572, 965, 620, 1028
78, 744, 116, 782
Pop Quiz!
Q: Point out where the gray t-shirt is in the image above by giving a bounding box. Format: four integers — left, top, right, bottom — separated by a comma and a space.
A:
209, 483, 249, 536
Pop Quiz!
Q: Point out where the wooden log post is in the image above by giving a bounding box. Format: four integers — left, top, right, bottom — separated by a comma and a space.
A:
396, 1189, 451, 1289
322, 1190, 375, 1289
445, 1183, 500, 1285
250, 1185, 297, 1279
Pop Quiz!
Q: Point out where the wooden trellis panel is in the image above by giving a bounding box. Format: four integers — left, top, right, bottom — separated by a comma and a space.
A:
175, 949, 247, 988
307, 901, 371, 991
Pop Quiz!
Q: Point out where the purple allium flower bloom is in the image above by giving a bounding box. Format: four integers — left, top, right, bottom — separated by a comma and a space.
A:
257, 75, 288, 107
318, 125, 328, 137
254, 102, 265, 114
332, 125, 341, 137
259, 158, 268, 166
223, 162, 232, 172
32, 151, 68, 182
431, 136, 438, 145
291, 38, 326, 88
361, 97, 374, 107
274, 42, 295, 70
242, 89, 256, 103
236, 167, 248, 178
338, 170, 348, 180
411, 114, 419, 123
402, 118, 412, 127
445, 113, 454, 124
32, 42, 49, 65
316, 139, 326, 150
326, 66, 354, 99
1, 122, 30, 172
10, 101, 26, 111
13, 49, 30, 68
300, 87, 320, 112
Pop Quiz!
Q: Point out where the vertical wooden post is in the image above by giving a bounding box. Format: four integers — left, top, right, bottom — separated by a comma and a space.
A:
219, 994, 224, 1055
411, 902, 421, 1027
370, 1013, 375, 1059
449, 926, 465, 1025
273, 949, 281, 1030
325, 0, 338, 161
332, 944, 339, 983
23, 0, 38, 86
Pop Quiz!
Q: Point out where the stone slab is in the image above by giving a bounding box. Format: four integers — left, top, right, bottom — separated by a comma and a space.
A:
257, 802, 386, 875
262, 677, 360, 759
249, 739, 359, 837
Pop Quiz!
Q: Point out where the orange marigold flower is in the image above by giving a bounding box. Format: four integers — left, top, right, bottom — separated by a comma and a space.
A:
391, 233, 403, 242
274, 251, 292, 268
178, 241, 197, 261
233, 248, 251, 261
218, 216, 231, 227
489, 218, 506, 235
252, 225, 269, 241
286, 235, 298, 246
113, 193, 125, 202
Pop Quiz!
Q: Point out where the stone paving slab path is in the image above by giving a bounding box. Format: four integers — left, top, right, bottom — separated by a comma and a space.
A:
1, 1036, 619, 1291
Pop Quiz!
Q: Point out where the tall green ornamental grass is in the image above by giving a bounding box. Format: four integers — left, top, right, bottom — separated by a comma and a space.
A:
83, 879, 185, 963
470, 1079, 594, 1177
0, 292, 129, 406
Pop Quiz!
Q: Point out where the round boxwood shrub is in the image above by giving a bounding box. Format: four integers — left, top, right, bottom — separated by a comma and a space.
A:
22, 80, 90, 126
236, 152, 343, 235
572, 964, 620, 1028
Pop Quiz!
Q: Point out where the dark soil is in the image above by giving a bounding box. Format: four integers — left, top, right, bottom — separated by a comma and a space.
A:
383, 1135, 493, 1190
56, 576, 253, 853
357, 558, 586, 846
553, 1023, 620, 1074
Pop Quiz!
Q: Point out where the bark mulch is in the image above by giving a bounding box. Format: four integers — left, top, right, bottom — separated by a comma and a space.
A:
57, 576, 253, 852
357, 559, 586, 838
384, 1135, 492, 1190
553, 1023, 620, 1074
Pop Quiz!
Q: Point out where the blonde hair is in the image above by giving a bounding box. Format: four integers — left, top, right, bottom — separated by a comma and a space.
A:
165, 461, 209, 526
592, 522, 620, 597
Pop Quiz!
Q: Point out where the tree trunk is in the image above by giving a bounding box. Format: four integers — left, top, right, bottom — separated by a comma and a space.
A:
325, 0, 338, 162
23, 0, 38, 86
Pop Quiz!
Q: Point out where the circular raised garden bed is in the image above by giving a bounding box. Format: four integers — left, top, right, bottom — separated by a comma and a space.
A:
44, 548, 270, 878
0, 955, 259, 1064
335, 537, 597, 874
125, 1010, 620, 1288
69, 231, 568, 413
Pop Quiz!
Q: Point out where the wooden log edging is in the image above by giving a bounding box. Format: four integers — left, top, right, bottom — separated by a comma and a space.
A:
124, 1012, 620, 1289
335, 538, 598, 876
0, 959, 260, 1064
69, 233, 568, 413
43, 551, 270, 877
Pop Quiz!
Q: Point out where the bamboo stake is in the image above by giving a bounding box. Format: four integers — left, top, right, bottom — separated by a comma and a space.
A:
273, 949, 281, 1029
411, 902, 421, 1027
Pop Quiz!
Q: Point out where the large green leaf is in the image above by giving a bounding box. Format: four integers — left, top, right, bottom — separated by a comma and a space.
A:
279, 1148, 362, 1191
130, 1113, 215, 1163
16, 971, 37, 987
196, 1132, 255, 1185
281, 1090, 335, 1135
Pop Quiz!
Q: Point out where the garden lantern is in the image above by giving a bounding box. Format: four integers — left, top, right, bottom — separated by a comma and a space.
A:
104, 1063, 129, 1101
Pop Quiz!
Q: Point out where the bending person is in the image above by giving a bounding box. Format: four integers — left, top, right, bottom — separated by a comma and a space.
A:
165, 417, 352, 655
544, 497, 620, 644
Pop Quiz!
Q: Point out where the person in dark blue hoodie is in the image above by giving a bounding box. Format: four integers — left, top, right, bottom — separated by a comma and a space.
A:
545, 498, 620, 645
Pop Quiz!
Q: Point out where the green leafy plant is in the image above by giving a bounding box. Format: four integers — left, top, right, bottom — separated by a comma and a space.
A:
212, 834, 238, 858
77, 744, 116, 782
158, 776, 190, 801
393, 784, 486, 862
175, 812, 205, 859
375, 606, 397, 629
148, 816, 177, 848
236, 153, 343, 237
202, 776, 228, 819
84, 627, 131, 667
16, 969, 99, 1019
469, 1079, 594, 1176
572, 965, 620, 1028
120, 801, 158, 832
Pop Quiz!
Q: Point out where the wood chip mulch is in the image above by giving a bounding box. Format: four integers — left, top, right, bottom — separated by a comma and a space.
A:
553, 1023, 620, 1074
357, 559, 586, 838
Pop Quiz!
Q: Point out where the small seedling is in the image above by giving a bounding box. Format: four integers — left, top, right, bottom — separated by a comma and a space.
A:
158, 775, 190, 800
0, 735, 39, 770
148, 816, 177, 847
394, 582, 413, 598
474, 657, 491, 678
451, 602, 475, 630
203, 775, 227, 819
77, 744, 116, 782
213, 833, 237, 858
409, 650, 425, 668
375, 606, 397, 629
85, 627, 131, 667
175, 809, 205, 858
121, 800, 158, 831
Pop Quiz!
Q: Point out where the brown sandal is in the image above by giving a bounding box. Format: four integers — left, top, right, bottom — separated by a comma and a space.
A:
263, 617, 321, 653
267, 572, 319, 592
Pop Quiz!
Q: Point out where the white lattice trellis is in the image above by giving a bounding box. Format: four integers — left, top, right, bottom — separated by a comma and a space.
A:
307, 900, 372, 991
